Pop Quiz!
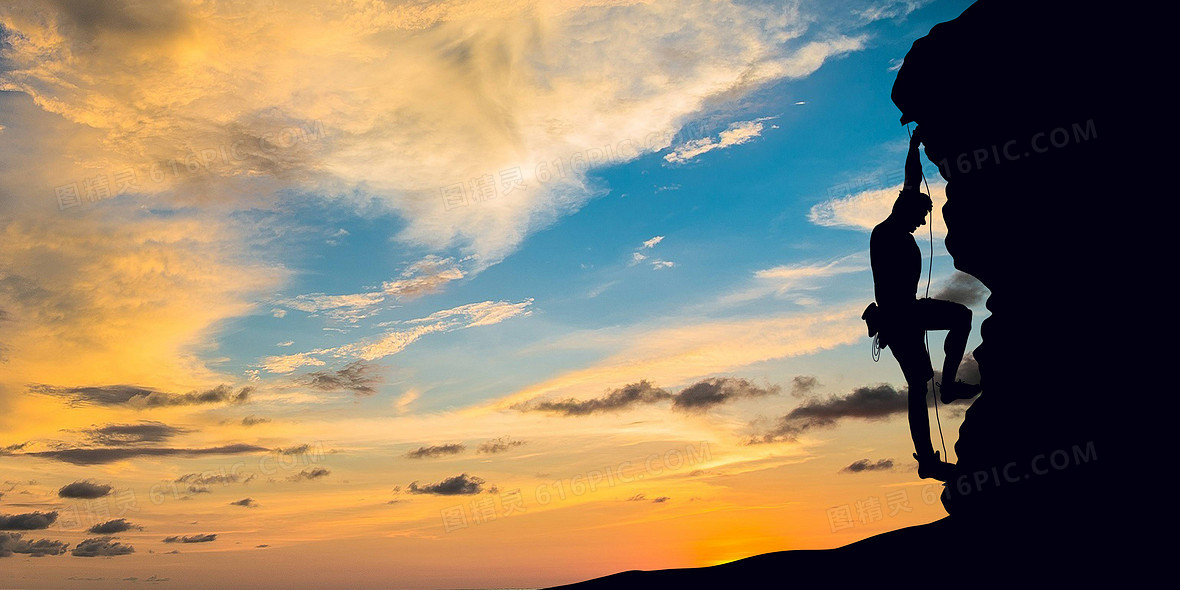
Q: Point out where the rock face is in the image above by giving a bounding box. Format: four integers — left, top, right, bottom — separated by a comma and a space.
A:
892, 0, 1117, 545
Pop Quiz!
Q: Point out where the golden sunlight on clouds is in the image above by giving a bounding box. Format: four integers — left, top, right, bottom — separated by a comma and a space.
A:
1, 0, 861, 263
0, 215, 284, 394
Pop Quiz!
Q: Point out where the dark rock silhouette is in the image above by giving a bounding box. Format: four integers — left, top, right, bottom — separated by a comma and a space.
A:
548, 518, 1069, 589
549, 1, 1128, 587
891, 0, 1112, 533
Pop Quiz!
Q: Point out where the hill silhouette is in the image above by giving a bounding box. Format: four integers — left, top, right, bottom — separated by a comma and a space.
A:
549, 1, 1127, 586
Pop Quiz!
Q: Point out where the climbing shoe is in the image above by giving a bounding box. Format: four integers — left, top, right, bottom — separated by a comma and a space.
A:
938, 380, 982, 404
914, 451, 954, 482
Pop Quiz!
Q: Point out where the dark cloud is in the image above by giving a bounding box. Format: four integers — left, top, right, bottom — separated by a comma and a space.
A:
302, 360, 380, 396
650, 496, 670, 503
524, 381, 673, 415
0, 511, 59, 530
407, 474, 485, 495
162, 534, 216, 544
0, 532, 69, 557
40, 0, 191, 44
671, 377, 779, 411
229, 498, 257, 508
87, 519, 141, 534
477, 436, 526, 454
790, 375, 819, 397
79, 421, 187, 445
17, 444, 269, 465
286, 468, 330, 482
841, 459, 896, 473
405, 443, 465, 459
523, 377, 787, 416
30, 383, 252, 409
274, 444, 311, 455
59, 480, 113, 499
933, 271, 989, 306
71, 536, 135, 557
27, 384, 155, 406
176, 472, 243, 486
241, 415, 270, 427
626, 494, 647, 501
751, 384, 911, 443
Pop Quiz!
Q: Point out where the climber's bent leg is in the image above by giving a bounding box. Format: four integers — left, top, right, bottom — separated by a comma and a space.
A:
916, 298, 980, 402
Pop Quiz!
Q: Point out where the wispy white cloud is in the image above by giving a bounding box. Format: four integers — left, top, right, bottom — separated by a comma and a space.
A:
629, 236, 674, 270
346, 323, 451, 362
587, 280, 619, 299
664, 117, 776, 165
394, 388, 420, 415
855, 0, 931, 23
280, 292, 388, 315
274, 255, 468, 325
407, 299, 535, 329
260, 299, 533, 372
260, 350, 330, 374
721, 253, 870, 304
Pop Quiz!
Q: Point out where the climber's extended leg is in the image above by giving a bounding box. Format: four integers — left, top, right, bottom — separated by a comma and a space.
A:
906, 377, 934, 459
888, 326, 951, 480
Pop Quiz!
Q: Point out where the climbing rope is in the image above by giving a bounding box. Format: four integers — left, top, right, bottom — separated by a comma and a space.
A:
907, 124, 948, 460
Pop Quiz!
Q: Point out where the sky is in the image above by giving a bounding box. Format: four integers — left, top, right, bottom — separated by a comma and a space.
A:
0, 1, 986, 587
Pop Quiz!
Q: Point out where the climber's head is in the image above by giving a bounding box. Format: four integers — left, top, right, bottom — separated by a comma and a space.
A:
892, 189, 932, 233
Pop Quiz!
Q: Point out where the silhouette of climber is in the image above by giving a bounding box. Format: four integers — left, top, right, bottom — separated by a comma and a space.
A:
869, 128, 981, 481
